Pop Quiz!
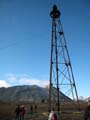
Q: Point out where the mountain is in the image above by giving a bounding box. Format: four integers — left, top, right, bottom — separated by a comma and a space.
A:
0, 85, 72, 102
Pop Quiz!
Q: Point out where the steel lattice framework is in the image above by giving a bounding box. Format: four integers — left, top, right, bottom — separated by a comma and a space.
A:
48, 5, 79, 112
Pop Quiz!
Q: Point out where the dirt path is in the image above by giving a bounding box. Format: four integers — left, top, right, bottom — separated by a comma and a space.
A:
24, 112, 48, 120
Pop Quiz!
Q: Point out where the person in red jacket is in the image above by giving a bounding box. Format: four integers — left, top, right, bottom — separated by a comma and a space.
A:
19, 106, 25, 120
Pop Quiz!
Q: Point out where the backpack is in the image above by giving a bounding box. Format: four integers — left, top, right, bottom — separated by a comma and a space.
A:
52, 113, 57, 120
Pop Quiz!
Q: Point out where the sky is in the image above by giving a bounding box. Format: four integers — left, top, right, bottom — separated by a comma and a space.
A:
0, 0, 90, 98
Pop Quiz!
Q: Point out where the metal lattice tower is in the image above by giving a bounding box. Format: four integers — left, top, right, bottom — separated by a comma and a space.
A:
48, 5, 79, 112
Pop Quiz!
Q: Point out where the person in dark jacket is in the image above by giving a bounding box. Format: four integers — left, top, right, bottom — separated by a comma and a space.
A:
84, 102, 90, 120
30, 105, 33, 114
34, 104, 37, 113
15, 105, 20, 120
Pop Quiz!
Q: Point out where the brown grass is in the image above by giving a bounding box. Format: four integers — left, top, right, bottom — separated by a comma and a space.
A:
0, 101, 87, 120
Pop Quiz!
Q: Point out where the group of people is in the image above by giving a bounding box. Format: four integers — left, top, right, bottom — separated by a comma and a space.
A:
15, 105, 25, 120
15, 104, 37, 120
14, 102, 90, 120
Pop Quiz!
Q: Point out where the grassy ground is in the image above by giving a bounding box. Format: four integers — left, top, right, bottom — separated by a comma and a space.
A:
0, 101, 87, 120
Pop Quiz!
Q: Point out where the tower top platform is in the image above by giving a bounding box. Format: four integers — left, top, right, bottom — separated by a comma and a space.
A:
50, 5, 61, 19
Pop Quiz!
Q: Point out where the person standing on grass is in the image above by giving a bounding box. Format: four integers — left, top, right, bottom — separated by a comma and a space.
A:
19, 106, 25, 120
48, 108, 59, 120
15, 104, 20, 120
30, 105, 33, 114
84, 102, 90, 120
34, 104, 37, 113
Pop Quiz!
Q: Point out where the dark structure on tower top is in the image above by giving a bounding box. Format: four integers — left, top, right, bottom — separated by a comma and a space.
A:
50, 5, 61, 18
